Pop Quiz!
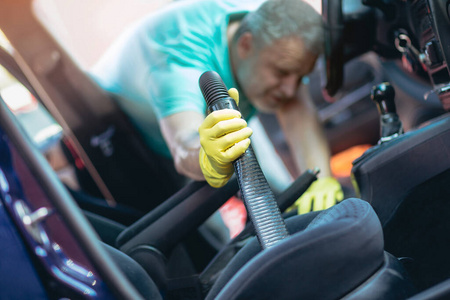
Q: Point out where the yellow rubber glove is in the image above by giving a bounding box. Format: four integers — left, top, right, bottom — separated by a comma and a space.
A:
293, 177, 344, 214
199, 88, 252, 188
228, 88, 239, 106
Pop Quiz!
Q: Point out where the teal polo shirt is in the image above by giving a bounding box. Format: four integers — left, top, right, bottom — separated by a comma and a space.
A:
91, 0, 262, 157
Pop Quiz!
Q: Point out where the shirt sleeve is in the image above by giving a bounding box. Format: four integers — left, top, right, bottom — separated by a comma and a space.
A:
148, 64, 208, 119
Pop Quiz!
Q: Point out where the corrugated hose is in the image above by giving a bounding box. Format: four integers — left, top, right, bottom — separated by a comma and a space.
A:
199, 71, 289, 249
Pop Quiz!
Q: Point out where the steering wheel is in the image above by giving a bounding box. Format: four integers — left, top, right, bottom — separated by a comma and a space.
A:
322, 0, 344, 98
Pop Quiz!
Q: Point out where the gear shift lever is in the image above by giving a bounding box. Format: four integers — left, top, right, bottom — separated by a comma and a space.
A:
371, 82, 403, 142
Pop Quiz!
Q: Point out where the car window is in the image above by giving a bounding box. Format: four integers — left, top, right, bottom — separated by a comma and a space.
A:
0, 34, 79, 190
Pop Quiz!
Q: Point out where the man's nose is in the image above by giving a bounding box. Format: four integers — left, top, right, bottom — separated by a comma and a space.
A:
280, 75, 298, 99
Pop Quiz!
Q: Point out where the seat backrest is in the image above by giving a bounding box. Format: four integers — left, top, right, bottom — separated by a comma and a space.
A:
208, 198, 414, 300
351, 114, 450, 290
352, 113, 450, 227
102, 243, 162, 300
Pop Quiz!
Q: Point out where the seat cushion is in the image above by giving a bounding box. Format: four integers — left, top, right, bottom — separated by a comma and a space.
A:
103, 243, 162, 300
210, 198, 384, 300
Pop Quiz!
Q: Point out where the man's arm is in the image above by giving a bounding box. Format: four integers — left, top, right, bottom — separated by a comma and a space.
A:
276, 84, 343, 213
159, 89, 250, 187
159, 110, 205, 181
276, 84, 332, 178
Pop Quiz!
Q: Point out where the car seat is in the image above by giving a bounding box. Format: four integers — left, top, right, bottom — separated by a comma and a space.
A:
352, 112, 450, 290
205, 198, 415, 300
107, 198, 415, 299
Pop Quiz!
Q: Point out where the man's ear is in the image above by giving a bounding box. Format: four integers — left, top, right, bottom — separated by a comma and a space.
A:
237, 32, 253, 59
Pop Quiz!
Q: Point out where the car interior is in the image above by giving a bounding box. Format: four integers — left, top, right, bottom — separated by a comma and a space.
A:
2, 0, 450, 299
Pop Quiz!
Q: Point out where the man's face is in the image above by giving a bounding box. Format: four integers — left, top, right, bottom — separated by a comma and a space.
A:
236, 35, 318, 113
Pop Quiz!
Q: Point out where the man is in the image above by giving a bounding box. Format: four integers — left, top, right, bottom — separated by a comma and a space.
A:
91, 0, 343, 214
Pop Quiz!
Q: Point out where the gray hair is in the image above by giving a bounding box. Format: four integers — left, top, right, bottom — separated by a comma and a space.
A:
234, 0, 324, 55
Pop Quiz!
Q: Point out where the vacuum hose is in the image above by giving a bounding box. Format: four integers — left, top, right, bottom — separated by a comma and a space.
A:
199, 71, 289, 249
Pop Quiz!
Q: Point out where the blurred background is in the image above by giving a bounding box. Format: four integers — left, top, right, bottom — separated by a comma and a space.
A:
29, 0, 321, 70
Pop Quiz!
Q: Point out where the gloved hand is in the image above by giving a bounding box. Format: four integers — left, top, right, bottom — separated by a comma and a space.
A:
292, 177, 344, 214
199, 88, 252, 188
